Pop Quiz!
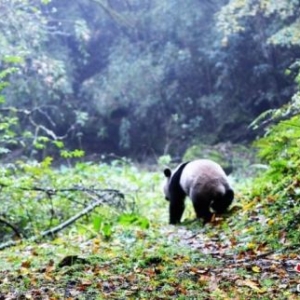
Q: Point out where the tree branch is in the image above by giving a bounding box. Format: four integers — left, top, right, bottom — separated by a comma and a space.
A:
38, 192, 117, 238
0, 217, 23, 238
90, 0, 134, 29
0, 189, 124, 250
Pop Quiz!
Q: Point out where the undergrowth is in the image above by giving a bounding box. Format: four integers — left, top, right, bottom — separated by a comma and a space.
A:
0, 116, 300, 298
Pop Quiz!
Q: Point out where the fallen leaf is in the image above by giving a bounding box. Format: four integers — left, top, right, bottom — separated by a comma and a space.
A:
21, 260, 31, 268
80, 279, 93, 286
211, 214, 216, 222
294, 263, 300, 273
208, 273, 219, 292
247, 243, 256, 250
252, 266, 261, 273
236, 279, 265, 293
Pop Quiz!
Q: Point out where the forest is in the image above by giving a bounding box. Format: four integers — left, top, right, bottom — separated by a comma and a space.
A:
0, 0, 300, 298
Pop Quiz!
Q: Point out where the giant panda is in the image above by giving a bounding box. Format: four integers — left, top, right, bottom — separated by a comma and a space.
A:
163, 159, 234, 225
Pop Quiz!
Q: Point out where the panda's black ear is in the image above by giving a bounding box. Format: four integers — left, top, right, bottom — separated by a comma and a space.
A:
163, 168, 172, 178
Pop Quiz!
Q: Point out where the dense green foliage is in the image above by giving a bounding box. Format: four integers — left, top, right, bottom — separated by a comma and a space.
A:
1, 0, 300, 160
246, 114, 300, 247
0, 158, 157, 241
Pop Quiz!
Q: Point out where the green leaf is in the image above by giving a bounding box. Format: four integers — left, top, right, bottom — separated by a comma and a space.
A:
0, 95, 6, 103
52, 140, 64, 149
93, 216, 103, 232
3, 56, 24, 64
118, 214, 150, 229
101, 222, 113, 240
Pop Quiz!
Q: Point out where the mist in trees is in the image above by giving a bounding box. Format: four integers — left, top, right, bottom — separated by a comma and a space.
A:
1, 0, 299, 161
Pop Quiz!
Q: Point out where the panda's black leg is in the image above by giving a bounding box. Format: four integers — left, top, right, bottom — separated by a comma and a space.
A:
211, 190, 234, 213
192, 198, 213, 225
169, 197, 185, 224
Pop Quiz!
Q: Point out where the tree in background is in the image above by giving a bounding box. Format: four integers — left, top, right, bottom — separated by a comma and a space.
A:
1, 0, 300, 161
217, 0, 300, 126
0, 0, 79, 159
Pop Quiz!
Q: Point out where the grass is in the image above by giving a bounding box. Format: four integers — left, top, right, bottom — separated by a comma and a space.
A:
0, 159, 299, 299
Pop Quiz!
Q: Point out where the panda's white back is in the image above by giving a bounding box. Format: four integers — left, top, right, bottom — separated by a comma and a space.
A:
179, 159, 228, 197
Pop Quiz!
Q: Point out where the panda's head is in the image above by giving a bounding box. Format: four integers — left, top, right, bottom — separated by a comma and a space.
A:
163, 168, 172, 201
162, 162, 190, 202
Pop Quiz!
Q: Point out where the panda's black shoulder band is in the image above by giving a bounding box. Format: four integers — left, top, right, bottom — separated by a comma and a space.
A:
168, 161, 190, 195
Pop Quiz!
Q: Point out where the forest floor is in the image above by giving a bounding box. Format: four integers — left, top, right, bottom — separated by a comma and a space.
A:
0, 217, 299, 299
0, 161, 299, 299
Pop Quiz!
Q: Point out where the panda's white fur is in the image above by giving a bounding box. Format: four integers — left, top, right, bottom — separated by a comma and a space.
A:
163, 159, 234, 224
